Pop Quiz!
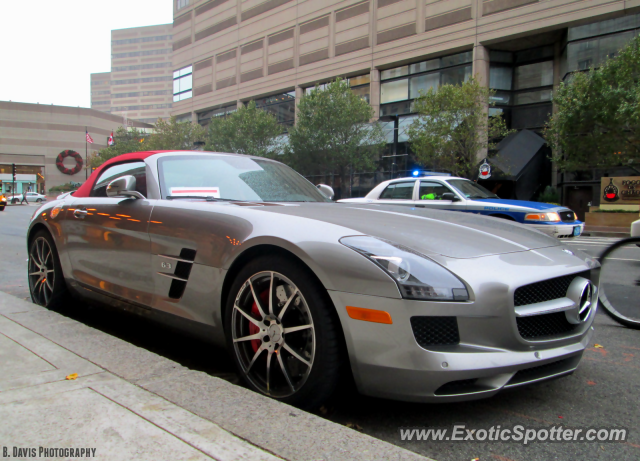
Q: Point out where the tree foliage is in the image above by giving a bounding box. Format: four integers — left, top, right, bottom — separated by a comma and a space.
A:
145, 116, 206, 151
90, 126, 146, 168
205, 101, 284, 158
287, 78, 386, 192
91, 117, 206, 168
406, 77, 511, 179
545, 36, 640, 171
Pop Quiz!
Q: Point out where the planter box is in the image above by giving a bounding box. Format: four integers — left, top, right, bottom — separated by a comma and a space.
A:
585, 212, 639, 228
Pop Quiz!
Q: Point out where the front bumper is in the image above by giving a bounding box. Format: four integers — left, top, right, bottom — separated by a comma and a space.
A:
329, 283, 595, 403
530, 222, 584, 238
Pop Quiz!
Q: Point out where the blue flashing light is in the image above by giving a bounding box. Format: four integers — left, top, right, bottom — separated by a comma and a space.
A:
412, 170, 420, 176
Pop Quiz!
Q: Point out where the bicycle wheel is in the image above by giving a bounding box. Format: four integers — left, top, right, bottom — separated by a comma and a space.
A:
598, 237, 640, 329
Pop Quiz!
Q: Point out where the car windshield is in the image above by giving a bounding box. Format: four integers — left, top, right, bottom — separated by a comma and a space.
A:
158, 154, 330, 202
447, 179, 499, 199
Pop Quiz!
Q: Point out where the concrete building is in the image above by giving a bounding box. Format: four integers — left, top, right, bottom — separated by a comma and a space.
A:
0, 101, 151, 194
91, 24, 174, 124
169, 0, 640, 213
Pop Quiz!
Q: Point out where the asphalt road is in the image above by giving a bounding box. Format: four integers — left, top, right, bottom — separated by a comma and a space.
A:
1, 203, 639, 461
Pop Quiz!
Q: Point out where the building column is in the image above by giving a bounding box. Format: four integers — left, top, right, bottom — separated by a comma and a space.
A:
294, 86, 303, 125
369, 68, 380, 121
237, 100, 244, 110
472, 44, 490, 162
551, 40, 562, 189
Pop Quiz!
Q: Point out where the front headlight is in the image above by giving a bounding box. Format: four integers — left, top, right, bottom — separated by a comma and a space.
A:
340, 236, 469, 301
524, 212, 561, 222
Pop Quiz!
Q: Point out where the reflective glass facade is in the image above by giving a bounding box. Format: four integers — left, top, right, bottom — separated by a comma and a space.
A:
173, 66, 193, 102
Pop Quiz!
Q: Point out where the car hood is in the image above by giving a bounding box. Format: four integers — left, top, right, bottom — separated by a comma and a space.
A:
469, 198, 568, 212
253, 202, 561, 259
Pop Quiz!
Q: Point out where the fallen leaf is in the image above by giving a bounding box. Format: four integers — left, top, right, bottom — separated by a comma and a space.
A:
471, 458, 480, 461
594, 344, 604, 349
345, 422, 363, 431
558, 416, 563, 419
66, 373, 78, 380
587, 380, 596, 386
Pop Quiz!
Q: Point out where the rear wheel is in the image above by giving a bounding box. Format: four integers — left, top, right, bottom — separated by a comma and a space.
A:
0, 206, 4, 211
225, 255, 342, 409
28, 231, 69, 309
36, 198, 42, 203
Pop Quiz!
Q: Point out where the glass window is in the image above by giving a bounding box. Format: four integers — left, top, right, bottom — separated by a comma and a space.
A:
158, 155, 329, 202
381, 66, 409, 80
379, 100, 412, 117
397, 115, 418, 143
409, 59, 439, 74
490, 91, 511, 106
173, 65, 193, 102
177, 0, 190, 10
418, 181, 453, 200
92, 162, 147, 198
379, 181, 415, 200
489, 66, 512, 90
381, 79, 409, 104
514, 89, 552, 105
446, 179, 498, 199
568, 13, 640, 41
513, 61, 553, 90
566, 30, 636, 72
515, 46, 554, 63
349, 74, 370, 86
441, 65, 471, 86
440, 51, 472, 67
351, 85, 370, 103
410, 73, 439, 98
510, 103, 552, 129
490, 50, 513, 63
254, 91, 296, 126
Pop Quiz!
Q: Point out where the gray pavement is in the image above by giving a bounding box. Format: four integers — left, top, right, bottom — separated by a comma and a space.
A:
2, 204, 640, 461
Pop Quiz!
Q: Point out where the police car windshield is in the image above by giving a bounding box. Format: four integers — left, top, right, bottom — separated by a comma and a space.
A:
447, 179, 498, 199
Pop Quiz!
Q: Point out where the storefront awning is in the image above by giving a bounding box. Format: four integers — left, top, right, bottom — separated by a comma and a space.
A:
489, 129, 546, 180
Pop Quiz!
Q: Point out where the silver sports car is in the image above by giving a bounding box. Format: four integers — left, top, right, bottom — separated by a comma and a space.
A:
27, 151, 600, 408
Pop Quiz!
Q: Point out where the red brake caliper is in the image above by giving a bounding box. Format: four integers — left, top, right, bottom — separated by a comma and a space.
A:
249, 289, 270, 353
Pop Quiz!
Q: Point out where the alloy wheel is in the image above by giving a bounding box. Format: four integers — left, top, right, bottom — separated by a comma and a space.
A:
29, 237, 56, 306
231, 271, 315, 398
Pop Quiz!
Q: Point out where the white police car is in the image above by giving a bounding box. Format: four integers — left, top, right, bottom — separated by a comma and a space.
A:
339, 175, 584, 238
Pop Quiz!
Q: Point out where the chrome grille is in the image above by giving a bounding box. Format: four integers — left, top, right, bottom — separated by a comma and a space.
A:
514, 271, 590, 306
410, 316, 459, 347
516, 312, 579, 340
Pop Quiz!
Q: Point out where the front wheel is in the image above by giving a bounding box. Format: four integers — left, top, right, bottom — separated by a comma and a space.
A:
28, 231, 69, 309
0, 206, 4, 211
225, 255, 342, 409
598, 237, 640, 329
36, 198, 42, 203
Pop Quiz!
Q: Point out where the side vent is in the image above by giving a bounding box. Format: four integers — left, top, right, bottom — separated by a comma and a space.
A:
158, 249, 197, 300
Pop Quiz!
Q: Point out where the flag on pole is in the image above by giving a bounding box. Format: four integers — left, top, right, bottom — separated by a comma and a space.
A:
86, 130, 94, 144
107, 132, 114, 146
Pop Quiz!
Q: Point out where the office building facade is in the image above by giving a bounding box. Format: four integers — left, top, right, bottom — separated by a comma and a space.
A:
170, 0, 640, 212
91, 24, 174, 124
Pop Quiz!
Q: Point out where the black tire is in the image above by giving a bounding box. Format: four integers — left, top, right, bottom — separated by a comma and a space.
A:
225, 255, 342, 410
598, 237, 640, 330
0, 206, 4, 211
36, 198, 42, 203
11, 198, 18, 204
28, 230, 69, 309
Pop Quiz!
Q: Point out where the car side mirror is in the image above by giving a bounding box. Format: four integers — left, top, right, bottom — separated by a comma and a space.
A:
442, 192, 460, 202
317, 184, 334, 200
106, 175, 145, 199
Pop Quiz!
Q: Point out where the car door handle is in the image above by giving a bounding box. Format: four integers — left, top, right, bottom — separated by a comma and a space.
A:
73, 209, 88, 219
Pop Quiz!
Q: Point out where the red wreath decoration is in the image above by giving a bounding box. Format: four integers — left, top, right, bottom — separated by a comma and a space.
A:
56, 150, 83, 175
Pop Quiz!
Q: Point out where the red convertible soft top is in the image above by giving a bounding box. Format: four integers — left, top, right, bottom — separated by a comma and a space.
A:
73, 151, 172, 198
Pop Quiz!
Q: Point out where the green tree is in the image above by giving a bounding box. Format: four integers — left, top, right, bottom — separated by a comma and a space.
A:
145, 116, 206, 151
205, 101, 284, 158
545, 36, 640, 171
90, 126, 146, 168
287, 78, 386, 194
406, 77, 511, 179
91, 117, 207, 168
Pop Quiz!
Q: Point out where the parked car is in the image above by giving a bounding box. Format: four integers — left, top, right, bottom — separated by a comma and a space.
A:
28, 151, 600, 408
339, 176, 584, 238
0, 193, 6, 211
7, 192, 46, 203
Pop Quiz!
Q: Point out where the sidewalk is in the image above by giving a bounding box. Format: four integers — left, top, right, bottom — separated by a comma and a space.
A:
0, 291, 430, 461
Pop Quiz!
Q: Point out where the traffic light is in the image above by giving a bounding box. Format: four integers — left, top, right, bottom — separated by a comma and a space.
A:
12, 163, 16, 181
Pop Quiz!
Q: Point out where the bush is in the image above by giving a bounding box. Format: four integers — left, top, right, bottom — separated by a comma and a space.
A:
538, 186, 560, 204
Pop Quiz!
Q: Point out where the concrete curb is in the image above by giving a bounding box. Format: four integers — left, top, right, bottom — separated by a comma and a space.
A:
0, 291, 431, 461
